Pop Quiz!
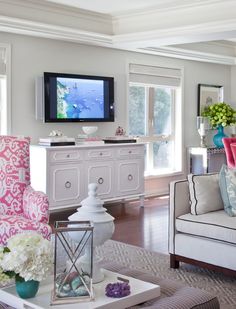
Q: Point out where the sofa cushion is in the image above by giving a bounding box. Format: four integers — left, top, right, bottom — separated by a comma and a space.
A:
188, 174, 224, 215
176, 210, 236, 245
219, 164, 236, 217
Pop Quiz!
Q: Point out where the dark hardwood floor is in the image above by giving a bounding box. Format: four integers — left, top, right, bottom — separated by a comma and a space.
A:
107, 197, 169, 254
49, 196, 169, 255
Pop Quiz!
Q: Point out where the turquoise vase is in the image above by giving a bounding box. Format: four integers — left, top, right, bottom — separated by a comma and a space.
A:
213, 125, 227, 148
15, 275, 39, 299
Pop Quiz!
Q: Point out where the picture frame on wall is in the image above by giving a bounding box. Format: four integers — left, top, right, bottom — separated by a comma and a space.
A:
198, 84, 224, 115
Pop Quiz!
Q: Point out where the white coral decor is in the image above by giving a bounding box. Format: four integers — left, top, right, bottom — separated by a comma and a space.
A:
0, 232, 53, 282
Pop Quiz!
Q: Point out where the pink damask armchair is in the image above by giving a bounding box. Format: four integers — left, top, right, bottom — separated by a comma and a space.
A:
0, 136, 51, 245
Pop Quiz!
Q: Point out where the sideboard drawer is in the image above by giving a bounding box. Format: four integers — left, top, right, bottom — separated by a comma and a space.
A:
49, 150, 84, 162
85, 148, 114, 161
116, 146, 144, 159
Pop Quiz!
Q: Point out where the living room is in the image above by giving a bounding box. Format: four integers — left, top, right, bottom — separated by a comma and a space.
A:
0, 0, 236, 308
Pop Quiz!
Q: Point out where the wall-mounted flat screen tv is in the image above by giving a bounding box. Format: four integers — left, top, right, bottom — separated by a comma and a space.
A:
44, 72, 114, 122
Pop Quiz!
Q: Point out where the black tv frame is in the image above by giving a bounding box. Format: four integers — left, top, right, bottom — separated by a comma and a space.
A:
44, 72, 114, 122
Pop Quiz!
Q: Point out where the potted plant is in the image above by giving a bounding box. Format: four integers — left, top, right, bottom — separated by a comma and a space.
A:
201, 102, 236, 148
0, 232, 53, 299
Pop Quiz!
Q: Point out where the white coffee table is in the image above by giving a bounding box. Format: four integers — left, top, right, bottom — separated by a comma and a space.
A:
0, 269, 160, 309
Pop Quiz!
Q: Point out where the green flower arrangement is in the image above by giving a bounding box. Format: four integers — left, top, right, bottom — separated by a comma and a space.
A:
201, 102, 236, 128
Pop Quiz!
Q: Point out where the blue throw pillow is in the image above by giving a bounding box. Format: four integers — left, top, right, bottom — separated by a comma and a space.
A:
219, 164, 236, 216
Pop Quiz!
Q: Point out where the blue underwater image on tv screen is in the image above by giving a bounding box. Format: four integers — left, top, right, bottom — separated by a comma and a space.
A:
57, 77, 104, 119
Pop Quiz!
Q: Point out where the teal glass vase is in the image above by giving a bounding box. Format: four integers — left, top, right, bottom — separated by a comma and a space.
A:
15, 275, 39, 299
213, 125, 227, 148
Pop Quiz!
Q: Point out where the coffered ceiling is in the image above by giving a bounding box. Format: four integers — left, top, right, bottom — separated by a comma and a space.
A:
1, 0, 236, 64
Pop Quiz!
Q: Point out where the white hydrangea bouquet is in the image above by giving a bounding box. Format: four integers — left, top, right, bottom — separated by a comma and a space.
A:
0, 232, 53, 284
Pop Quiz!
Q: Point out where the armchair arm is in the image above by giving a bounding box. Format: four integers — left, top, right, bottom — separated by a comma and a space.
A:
23, 185, 49, 223
169, 180, 190, 254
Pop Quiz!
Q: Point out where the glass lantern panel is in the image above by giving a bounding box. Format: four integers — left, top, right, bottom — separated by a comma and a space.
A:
51, 221, 94, 305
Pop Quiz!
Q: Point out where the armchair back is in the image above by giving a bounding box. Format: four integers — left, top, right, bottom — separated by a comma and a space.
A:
222, 137, 236, 168
0, 136, 30, 215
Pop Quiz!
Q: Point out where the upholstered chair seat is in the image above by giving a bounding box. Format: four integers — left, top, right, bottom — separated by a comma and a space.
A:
0, 136, 51, 245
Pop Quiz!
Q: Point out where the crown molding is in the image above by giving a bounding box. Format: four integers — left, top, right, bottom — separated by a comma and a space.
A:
174, 41, 236, 58
112, 0, 225, 18
0, 16, 113, 46
0, 0, 111, 21
138, 47, 236, 65
207, 41, 236, 48
113, 19, 236, 47
0, 0, 113, 34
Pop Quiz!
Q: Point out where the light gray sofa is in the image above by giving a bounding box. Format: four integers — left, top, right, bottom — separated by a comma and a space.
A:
169, 178, 236, 275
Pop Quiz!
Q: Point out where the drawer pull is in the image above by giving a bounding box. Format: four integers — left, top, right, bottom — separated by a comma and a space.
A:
128, 150, 132, 154
66, 154, 70, 158
65, 181, 71, 188
100, 152, 103, 156
128, 174, 133, 181
98, 177, 104, 184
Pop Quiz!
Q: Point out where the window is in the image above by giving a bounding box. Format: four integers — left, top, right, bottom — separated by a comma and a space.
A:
0, 44, 10, 135
0, 76, 7, 134
128, 64, 182, 176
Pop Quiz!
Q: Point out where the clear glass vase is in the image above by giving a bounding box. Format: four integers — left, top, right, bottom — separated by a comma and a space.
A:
197, 116, 210, 147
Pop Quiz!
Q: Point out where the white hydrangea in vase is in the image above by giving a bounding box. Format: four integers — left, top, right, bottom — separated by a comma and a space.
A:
0, 232, 53, 299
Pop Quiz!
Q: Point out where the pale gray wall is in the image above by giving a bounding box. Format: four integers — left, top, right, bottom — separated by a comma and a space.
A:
0, 32, 232, 194
231, 66, 236, 106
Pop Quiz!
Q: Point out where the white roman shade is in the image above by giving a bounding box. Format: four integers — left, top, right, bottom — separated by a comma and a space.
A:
129, 63, 181, 87
0, 48, 6, 75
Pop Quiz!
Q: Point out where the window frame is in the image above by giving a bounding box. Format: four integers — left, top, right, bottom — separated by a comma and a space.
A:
0, 43, 11, 135
128, 82, 182, 177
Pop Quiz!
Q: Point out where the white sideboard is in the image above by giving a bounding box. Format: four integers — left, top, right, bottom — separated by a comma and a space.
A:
30, 143, 145, 211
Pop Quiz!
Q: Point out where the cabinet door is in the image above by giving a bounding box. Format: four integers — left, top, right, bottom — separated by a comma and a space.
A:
49, 163, 84, 208
208, 152, 226, 173
85, 161, 114, 199
116, 159, 144, 197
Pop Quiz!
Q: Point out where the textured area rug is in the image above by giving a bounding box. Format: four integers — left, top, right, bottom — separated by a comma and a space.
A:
97, 240, 236, 309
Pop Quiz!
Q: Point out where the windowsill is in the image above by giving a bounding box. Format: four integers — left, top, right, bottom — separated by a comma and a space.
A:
144, 170, 184, 179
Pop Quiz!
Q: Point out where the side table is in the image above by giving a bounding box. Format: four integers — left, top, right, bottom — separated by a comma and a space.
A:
187, 147, 226, 174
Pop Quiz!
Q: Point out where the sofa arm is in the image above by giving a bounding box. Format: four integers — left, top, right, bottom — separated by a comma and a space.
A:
23, 185, 50, 223
169, 180, 190, 254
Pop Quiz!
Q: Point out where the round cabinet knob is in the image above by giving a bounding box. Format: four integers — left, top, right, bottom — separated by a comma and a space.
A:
128, 174, 133, 181
65, 181, 71, 188
66, 154, 70, 158
128, 150, 132, 154
100, 152, 103, 156
98, 177, 104, 184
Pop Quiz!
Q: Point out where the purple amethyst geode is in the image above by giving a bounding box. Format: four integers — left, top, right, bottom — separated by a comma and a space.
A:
105, 282, 131, 298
